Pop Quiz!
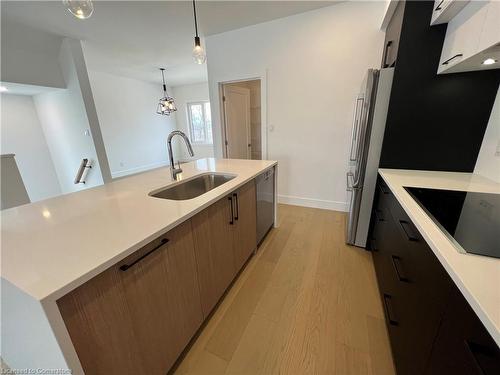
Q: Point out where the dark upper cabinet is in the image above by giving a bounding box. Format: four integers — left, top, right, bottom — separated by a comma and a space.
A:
378, 1, 500, 173
381, 0, 405, 68
369, 176, 499, 375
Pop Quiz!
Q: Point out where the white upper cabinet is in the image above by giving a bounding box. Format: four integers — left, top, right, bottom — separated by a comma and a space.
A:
431, 0, 470, 25
438, 1, 500, 74
478, 0, 500, 52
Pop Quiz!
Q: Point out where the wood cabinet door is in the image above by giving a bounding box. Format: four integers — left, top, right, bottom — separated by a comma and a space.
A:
233, 180, 257, 272
58, 220, 203, 375
191, 195, 236, 317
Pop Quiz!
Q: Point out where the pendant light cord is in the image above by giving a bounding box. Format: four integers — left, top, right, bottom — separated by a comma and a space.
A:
160, 68, 167, 95
193, 0, 199, 37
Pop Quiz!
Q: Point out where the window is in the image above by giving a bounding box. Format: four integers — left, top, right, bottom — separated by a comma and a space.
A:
187, 101, 212, 144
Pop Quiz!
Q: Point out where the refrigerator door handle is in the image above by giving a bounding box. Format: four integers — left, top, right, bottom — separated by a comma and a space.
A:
346, 172, 354, 191
349, 98, 364, 161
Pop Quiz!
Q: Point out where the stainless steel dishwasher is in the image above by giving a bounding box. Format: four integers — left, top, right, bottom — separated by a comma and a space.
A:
256, 167, 275, 245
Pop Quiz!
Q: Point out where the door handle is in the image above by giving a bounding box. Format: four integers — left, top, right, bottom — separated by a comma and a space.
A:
378, 183, 391, 195
349, 98, 364, 161
435, 0, 445, 11
228, 196, 234, 225
383, 294, 399, 326
442, 53, 463, 65
391, 255, 410, 282
119, 238, 169, 271
233, 193, 239, 221
464, 339, 499, 373
399, 220, 419, 242
370, 238, 378, 252
374, 208, 385, 222
383, 40, 393, 68
346, 172, 354, 191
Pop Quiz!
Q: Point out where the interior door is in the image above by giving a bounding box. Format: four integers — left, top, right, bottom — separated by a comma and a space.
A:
223, 85, 251, 159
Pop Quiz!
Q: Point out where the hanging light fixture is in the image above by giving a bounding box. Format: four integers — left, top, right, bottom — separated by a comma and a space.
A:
156, 68, 177, 116
192, 0, 206, 64
62, 0, 94, 19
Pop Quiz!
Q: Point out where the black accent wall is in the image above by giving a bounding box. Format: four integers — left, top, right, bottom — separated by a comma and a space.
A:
379, 1, 500, 172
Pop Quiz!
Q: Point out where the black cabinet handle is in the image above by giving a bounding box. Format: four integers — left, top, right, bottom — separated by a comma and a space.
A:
399, 220, 419, 242
370, 238, 378, 252
464, 339, 500, 374
391, 255, 410, 282
378, 183, 391, 195
374, 208, 385, 222
233, 193, 239, 221
228, 196, 234, 225
383, 294, 399, 326
119, 238, 169, 271
383, 40, 393, 68
435, 0, 445, 11
442, 53, 463, 65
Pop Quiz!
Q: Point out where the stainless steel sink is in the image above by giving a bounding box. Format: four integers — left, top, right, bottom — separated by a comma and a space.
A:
149, 173, 236, 200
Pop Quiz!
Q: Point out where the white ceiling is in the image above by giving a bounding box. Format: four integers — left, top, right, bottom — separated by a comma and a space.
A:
2, 1, 337, 87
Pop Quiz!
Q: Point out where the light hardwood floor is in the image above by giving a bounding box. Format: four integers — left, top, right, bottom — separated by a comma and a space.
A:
174, 204, 395, 375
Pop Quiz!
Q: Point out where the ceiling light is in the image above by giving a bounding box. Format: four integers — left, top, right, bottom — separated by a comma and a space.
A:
482, 58, 498, 65
0, 86, 8, 92
63, 0, 94, 20
156, 68, 177, 116
192, 0, 206, 64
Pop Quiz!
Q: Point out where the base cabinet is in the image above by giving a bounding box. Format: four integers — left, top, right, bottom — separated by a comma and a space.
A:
426, 287, 500, 375
191, 180, 257, 317
191, 194, 236, 317
232, 180, 257, 271
58, 220, 203, 375
58, 178, 260, 374
369, 176, 500, 375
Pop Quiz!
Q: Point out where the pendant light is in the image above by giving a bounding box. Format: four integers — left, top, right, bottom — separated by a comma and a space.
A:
156, 68, 177, 116
192, 0, 206, 64
63, 0, 94, 19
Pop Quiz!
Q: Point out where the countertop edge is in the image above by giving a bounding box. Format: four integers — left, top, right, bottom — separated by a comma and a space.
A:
378, 168, 500, 347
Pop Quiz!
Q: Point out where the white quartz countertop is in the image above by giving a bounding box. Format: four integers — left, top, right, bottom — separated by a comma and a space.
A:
379, 169, 500, 346
1, 158, 277, 302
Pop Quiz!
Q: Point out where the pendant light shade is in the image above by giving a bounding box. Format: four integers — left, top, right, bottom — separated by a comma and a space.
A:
157, 68, 177, 116
192, 0, 206, 64
63, 0, 94, 19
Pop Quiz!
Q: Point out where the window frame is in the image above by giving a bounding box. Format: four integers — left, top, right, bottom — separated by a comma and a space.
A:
186, 101, 212, 145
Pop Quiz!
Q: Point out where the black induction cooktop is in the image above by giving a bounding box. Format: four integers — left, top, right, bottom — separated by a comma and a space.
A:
404, 187, 500, 259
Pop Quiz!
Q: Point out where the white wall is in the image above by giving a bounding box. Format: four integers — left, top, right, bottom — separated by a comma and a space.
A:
474, 86, 500, 183
0, 94, 62, 201
34, 39, 106, 193
87, 70, 177, 178
1, 18, 65, 89
206, 2, 386, 210
171, 82, 214, 161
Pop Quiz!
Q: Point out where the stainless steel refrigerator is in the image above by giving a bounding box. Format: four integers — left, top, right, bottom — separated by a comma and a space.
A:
346, 68, 394, 247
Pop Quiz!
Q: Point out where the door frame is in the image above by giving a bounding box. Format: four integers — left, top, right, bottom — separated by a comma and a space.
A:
217, 73, 268, 159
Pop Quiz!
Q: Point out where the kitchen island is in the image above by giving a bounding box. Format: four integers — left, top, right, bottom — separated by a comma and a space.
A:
1, 158, 277, 374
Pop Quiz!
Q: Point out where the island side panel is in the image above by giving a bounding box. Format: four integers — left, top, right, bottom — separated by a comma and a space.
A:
1, 279, 75, 372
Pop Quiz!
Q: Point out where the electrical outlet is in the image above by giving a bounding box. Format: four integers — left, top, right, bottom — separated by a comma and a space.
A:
495, 140, 500, 157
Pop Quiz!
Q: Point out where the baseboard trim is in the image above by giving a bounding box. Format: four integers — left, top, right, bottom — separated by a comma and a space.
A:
111, 161, 169, 179
278, 194, 347, 212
